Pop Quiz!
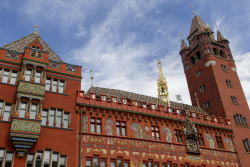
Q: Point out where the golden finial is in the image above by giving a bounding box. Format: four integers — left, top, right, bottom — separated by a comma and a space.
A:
157, 60, 170, 106
34, 24, 39, 35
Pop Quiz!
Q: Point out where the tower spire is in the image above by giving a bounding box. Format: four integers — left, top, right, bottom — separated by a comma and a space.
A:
157, 60, 170, 106
217, 30, 227, 42
181, 39, 188, 50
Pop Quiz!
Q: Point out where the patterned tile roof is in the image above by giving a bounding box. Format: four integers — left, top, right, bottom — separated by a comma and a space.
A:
87, 87, 208, 114
2, 33, 62, 62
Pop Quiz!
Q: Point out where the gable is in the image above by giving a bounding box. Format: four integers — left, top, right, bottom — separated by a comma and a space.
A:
2, 33, 62, 62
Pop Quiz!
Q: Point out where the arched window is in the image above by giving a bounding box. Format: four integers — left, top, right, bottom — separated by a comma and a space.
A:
161, 87, 164, 94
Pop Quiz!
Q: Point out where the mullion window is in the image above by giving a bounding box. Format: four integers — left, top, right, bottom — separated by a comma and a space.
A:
10, 70, 17, 85
42, 110, 48, 125
30, 103, 37, 119
151, 126, 160, 140
91, 118, 102, 133
52, 153, 59, 167
2, 69, 9, 83
25, 68, 32, 82
0, 100, 3, 116
35, 70, 41, 83
5, 152, 14, 167
19, 102, 27, 118
116, 121, 126, 136
216, 136, 224, 149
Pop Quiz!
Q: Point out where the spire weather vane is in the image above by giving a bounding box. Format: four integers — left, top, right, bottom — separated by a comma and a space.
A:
34, 24, 39, 34
190, 5, 196, 16
90, 69, 94, 87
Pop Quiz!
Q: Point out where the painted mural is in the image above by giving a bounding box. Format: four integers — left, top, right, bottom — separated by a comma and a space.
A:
205, 134, 215, 149
130, 122, 150, 139
224, 137, 235, 152
105, 119, 114, 144
162, 127, 172, 142
82, 115, 88, 133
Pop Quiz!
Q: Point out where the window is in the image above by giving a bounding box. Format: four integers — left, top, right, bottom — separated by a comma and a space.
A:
226, 80, 232, 87
151, 126, 160, 140
216, 136, 224, 149
203, 101, 210, 108
30, 103, 37, 119
27, 154, 34, 167
42, 110, 48, 125
175, 129, 184, 144
56, 110, 62, 127
34, 70, 42, 83
110, 159, 129, 167
28, 151, 66, 167
35, 152, 43, 167
2, 69, 9, 83
19, 102, 27, 118
197, 133, 205, 146
221, 64, 227, 72
101, 96, 106, 101
231, 96, 237, 104
196, 51, 201, 60
116, 121, 126, 136
60, 155, 67, 167
44, 150, 51, 167
86, 157, 106, 167
190, 56, 196, 65
0, 100, 3, 117
213, 48, 218, 55
52, 79, 58, 92
52, 153, 59, 167
46, 78, 65, 93
49, 109, 55, 126
243, 138, 250, 152
25, 68, 32, 81
59, 81, 65, 93
234, 114, 248, 126
112, 97, 117, 103
3, 104, 11, 121
122, 99, 127, 104
219, 50, 225, 58
10, 71, 17, 85
5, 152, 14, 167
199, 84, 206, 92
167, 162, 172, 167
0, 149, 4, 167
48, 108, 70, 128
63, 113, 70, 128
46, 78, 51, 91
196, 69, 202, 77
91, 118, 101, 133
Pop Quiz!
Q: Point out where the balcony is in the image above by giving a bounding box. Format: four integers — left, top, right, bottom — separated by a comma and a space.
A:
9, 117, 41, 157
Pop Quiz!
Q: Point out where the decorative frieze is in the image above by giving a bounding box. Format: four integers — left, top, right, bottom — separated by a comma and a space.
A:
17, 80, 45, 97
6, 50, 19, 59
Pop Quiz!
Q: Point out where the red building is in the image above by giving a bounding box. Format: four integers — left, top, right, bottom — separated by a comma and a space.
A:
0, 15, 249, 167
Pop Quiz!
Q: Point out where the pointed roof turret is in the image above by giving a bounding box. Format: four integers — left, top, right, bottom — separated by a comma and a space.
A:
188, 15, 212, 39
181, 39, 188, 50
217, 30, 227, 42
157, 60, 170, 106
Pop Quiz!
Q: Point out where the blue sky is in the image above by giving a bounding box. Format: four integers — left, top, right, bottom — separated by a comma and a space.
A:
0, 0, 250, 105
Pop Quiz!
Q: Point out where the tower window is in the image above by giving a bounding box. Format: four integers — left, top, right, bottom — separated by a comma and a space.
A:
203, 101, 210, 108
196, 51, 201, 60
199, 84, 206, 92
226, 80, 232, 87
190, 56, 196, 65
221, 65, 227, 72
234, 114, 248, 126
213, 48, 218, 55
243, 138, 250, 152
151, 126, 160, 140
219, 50, 225, 58
231, 96, 237, 104
196, 69, 202, 77
175, 129, 184, 144
90, 117, 102, 133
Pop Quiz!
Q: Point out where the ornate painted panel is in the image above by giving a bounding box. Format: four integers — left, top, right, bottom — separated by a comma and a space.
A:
130, 122, 150, 140
162, 127, 172, 142
82, 115, 88, 133
17, 81, 45, 96
11, 118, 41, 133
205, 134, 215, 149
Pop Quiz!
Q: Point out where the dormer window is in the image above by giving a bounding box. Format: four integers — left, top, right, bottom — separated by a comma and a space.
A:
92, 94, 96, 99
176, 110, 181, 114
122, 99, 127, 104
133, 101, 137, 106
112, 97, 117, 103
151, 104, 156, 110
168, 108, 173, 113
102, 96, 106, 101
32, 46, 40, 50
142, 103, 147, 108
192, 112, 196, 117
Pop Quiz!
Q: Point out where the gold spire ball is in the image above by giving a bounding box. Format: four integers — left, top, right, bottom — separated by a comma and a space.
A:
157, 60, 170, 106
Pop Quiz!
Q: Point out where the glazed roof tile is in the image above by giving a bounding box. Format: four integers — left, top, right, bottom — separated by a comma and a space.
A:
2, 33, 62, 62
87, 87, 208, 114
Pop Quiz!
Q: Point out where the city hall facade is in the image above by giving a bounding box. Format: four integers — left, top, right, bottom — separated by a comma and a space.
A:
0, 15, 249, 167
